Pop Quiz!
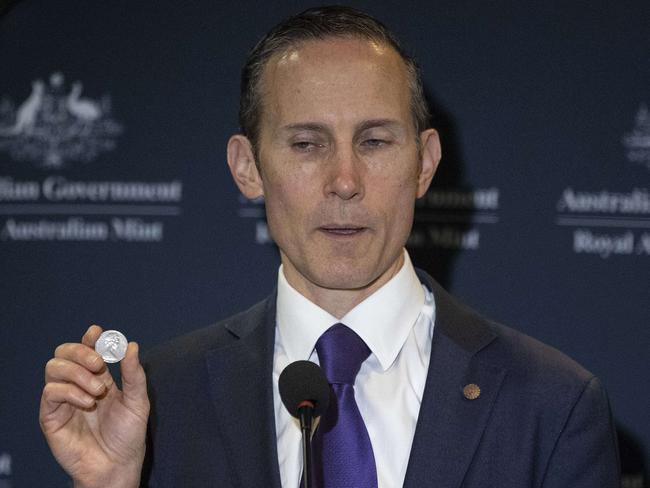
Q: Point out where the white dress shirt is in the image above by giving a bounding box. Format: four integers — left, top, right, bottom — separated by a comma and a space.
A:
272, 250, 436, 488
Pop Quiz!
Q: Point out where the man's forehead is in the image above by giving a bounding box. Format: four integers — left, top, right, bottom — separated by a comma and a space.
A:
275, 35, 392, 63
258, 36, 411, 118
266, 36, 402, 73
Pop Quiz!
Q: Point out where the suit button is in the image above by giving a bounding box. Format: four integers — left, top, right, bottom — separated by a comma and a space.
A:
463, 383, 481, 400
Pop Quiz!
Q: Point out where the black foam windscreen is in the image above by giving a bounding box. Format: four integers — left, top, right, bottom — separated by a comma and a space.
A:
279, 360, 330, 418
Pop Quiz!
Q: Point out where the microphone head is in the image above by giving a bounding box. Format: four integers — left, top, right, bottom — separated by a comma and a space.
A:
279, 360, 330, 418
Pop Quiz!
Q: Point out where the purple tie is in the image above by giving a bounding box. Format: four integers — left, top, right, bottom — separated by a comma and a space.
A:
311, 324, 378, 488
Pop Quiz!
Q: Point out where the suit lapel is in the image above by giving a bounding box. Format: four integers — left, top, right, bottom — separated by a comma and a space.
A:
204, 296, 283, 488
404, 274, 507, 487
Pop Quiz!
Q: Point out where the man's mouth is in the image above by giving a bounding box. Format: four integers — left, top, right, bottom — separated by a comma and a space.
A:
319, 225, 367, 236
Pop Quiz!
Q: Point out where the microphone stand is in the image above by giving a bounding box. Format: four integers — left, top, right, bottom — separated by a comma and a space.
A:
298, 401, 315, 488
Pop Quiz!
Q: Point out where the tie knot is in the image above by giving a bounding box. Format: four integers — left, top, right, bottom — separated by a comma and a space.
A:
316, 323, 371, 385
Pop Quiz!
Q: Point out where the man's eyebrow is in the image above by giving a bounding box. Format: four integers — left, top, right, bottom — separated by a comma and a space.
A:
280, 119, 404, 135
280, 123, 328, 133
357, 119, 404, 132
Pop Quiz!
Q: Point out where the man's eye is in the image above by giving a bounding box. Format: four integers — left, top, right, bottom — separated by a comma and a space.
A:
362, 138, 387, 148
292, 141, 319, 151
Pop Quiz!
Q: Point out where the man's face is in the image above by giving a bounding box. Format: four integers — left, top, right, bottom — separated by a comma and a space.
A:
230, 37, 440, 301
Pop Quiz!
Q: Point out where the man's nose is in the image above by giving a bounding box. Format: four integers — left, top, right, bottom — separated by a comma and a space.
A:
324, 147, 364, 200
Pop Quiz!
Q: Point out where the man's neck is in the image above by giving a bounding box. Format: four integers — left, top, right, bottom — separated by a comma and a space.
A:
281, 253, 405, 319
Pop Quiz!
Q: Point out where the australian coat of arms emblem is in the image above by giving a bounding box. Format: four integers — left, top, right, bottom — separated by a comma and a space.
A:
0, 72, 123, 168
622, 103, 650, 169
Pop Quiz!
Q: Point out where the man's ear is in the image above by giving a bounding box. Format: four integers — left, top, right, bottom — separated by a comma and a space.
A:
416, 128, 441, 198
226, 134, 264, 199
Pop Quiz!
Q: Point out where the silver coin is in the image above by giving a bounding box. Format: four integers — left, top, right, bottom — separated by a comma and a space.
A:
95, 330, 128, 363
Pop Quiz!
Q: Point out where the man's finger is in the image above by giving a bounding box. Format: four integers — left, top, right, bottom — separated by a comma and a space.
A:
81, 324, 103, 348
45, 358, 110, 396
41, 381, 96, 414
54, 343, 105, 373
120, 342, 150, 415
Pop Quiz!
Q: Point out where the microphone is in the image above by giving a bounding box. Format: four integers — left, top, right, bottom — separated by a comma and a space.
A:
279, 360, 330, 488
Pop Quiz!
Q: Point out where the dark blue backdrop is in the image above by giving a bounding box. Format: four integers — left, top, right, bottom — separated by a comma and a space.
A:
1, 1, 648, 486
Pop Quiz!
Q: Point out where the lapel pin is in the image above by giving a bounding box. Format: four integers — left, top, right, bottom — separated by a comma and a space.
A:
463, 383, 481, 400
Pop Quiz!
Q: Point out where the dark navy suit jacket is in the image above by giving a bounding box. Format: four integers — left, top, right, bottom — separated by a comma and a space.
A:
141, 271, 620, 487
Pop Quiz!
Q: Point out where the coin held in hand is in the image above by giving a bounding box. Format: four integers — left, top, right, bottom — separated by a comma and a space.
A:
95, 330, 128, 363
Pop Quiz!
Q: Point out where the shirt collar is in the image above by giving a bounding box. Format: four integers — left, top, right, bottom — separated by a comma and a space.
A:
276, 249, 425, 372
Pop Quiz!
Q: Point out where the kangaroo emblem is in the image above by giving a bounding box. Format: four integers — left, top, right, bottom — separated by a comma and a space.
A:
0, 80, 44, 136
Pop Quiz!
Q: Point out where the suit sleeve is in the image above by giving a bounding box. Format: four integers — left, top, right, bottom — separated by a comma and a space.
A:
541, 376, 621, 487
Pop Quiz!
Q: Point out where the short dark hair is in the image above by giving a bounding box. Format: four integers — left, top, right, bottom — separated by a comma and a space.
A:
239, 5, 430, 151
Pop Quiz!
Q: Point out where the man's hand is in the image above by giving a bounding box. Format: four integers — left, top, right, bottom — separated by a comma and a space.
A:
39, 325, 150, 488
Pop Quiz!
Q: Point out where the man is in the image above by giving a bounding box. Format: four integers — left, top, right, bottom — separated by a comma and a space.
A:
39, 6, 620, 487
